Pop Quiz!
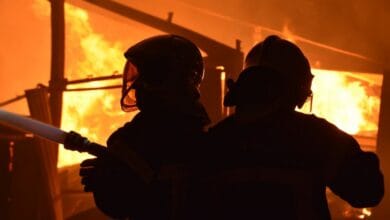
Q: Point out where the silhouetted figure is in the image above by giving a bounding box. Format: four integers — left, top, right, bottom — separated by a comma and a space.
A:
71, 35, 209, 220
201, 35, 384, 220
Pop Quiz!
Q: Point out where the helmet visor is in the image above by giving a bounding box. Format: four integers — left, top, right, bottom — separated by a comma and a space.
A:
120, 60, 139, 112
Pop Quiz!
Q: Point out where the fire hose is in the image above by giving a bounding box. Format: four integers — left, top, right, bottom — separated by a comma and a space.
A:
0, 109, 154, 183
0, 109, 107, 156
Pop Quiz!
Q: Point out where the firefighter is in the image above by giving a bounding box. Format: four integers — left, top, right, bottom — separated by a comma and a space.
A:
204, 35, 384, 219
72, 35, 210, 219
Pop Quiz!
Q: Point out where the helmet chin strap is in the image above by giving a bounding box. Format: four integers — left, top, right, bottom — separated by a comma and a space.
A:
309, 94, 313, 113
296, 92, 313, 113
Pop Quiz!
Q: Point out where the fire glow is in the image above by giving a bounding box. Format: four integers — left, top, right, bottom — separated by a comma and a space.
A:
33, 0, 136, 168
59, 2, 140, 168
302, 69, 382, 138
32, 1, 382, 168
29, 1, 383, 219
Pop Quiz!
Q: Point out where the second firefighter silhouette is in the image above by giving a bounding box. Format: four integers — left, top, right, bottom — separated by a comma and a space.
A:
202, 35, 384, 220
77, 35, 210, 219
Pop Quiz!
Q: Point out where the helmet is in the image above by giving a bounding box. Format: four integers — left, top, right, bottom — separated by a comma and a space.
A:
224, 65, 288, 107
225, 35, 313, 109
120, 35, 204, 112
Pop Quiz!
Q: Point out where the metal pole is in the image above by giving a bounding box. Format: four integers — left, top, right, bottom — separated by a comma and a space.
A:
0, 95, 26, 107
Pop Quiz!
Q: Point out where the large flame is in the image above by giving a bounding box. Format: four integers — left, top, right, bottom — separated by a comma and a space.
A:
33, 0, 136, 167
59, 3, 139, 168
281, 24, 382, 138
301, 69, 382, 137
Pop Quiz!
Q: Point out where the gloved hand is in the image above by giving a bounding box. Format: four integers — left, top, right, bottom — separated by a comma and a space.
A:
79, 154, 139, 192
79, 155, 150, 218
79, 157, 102, 192
64, 131, 89, 152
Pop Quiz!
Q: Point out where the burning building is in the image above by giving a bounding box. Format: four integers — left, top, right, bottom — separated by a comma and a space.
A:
0, 0, 389, 219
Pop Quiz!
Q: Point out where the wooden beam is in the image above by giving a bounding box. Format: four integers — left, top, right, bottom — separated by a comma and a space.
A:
49, 0, 66, 128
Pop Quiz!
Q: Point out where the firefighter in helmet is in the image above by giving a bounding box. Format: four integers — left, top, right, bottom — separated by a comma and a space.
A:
78, 35, 209, 219
204, 35, 383, 219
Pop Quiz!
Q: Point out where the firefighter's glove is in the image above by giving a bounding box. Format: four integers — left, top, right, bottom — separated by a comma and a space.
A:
79, 156, 131, 192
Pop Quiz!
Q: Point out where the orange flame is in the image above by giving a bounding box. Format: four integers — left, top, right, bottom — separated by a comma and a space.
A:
303, 69, 382, 136
33, 0, 136, 167
299, 68, 382, 154
59, 3, 139, 168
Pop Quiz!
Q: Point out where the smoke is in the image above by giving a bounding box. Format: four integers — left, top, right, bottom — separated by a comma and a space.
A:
0, 0, 51, 114
179, 0, 389, 68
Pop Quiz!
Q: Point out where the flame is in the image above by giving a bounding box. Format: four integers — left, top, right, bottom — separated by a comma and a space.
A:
362, 208, 372, 217
343, 207, 372, 219
301, 69, 382, 136
59, 3, 139, 168
34, 0, 137, 167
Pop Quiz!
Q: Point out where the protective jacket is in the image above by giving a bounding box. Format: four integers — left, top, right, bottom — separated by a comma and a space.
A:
91, 106, 208, 220
201, 110, 384, 220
